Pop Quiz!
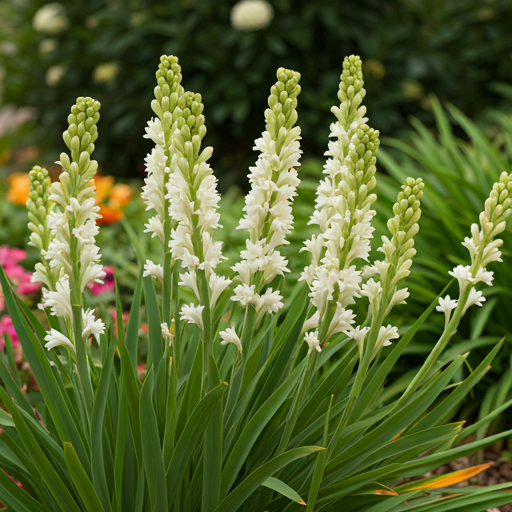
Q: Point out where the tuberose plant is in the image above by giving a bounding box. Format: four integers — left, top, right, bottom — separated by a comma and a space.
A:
1, 55, 512, 512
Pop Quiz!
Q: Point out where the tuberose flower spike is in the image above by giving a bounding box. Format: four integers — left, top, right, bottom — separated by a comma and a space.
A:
349, 177, 424, 358
364, 177, 424, 316
27, 166, 60, 290
232, 67, 302, 320
167, 91, 229, 318
301, 55, 379, 348
143, 55, 184, 249
442, 171, 512, 323
42, 96, 105, 351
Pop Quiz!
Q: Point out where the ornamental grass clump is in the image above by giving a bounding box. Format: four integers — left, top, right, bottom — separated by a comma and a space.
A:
2, 55, 512, 512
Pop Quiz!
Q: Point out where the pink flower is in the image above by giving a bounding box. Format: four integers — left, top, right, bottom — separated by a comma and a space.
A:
0, 246, 41, 311
0, 315, 20, 349
88, 266, 115, 295
0, 246, 26, 266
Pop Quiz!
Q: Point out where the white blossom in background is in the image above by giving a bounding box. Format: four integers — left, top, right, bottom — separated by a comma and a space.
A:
33, 3, 69, 35
439, 171, 512, 325
167, 91, 230, 317
231, 0, 273, 31
35, 97, 105, 351
39, 38, 58, 54
232, 67, 302, 321
46, 65, 65, 87
93, 62, 120, 84
300, 55, 380, 348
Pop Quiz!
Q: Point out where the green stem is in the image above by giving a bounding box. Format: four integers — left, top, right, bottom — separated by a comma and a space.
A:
198, 269, 212, 394
224, 306, 256, 422
69, 221, 93, 409
278, 351, 318, 455
394, 291, 468, 409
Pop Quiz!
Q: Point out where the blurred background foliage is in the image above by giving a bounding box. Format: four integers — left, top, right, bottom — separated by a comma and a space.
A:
1, 0, 512, 186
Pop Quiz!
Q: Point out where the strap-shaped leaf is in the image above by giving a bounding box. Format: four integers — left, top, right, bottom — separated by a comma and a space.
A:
140, 370, 168, 512
143, 276, 164, 370
64, 443, 105, 512
167, 382, 228, 497
0, 386, 82, 512
0, 469, 50, 512
215, 446, 323, 512
221, 358, 307, 497
90, 339, 116, 512
125, 268, 144, 371
0, 265, 90, 473
262, 477, 306, 505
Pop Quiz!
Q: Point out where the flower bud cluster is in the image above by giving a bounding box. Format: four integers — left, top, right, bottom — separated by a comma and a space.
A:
438, 171, 512, 323
166, 92, 230, 326
362, 177, 424, 317
301, 56, 380, 347
40, 97, 105, 351
231, 68, 302, 319
27, 166, 59, 290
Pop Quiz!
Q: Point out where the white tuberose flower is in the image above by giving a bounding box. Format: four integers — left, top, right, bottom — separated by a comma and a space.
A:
220, 328, 243, 356
180, 303, 205, 331
436, 295, 458, 328
304, 331, 322, 354
143, 260, 164, 281
45, 329, 75, 354
231, 0, 274, 31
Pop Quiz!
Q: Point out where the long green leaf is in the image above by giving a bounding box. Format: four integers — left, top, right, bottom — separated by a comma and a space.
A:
0, 386, 82, 512
215, 447, 323, 512
64, 443, 105, 512
139, 370, 168, 512
262, 477, 306, 505
167, 382, 228, 497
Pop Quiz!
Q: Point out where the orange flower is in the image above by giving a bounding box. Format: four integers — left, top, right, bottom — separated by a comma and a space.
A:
7, 173, 30, 205
94, 175, 115, 205
98, 205, 124, 225
93, 175, 133, 225
110, 184, 133, 209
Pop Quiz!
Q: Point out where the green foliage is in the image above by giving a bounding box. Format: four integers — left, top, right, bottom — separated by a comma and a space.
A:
1, 0, 512, 181
1, 264, 512, 510
375, 91, 512, 436
1, 54, 512, 511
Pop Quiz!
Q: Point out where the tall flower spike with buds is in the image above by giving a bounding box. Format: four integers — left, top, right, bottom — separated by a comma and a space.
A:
42, 97, 105, 359
301, 55, 380, 347
167, 91, 230, 327
27, 166, 59, 290
142, 55, 184, 281
349, 177, 424, 358
231, 68, 301, 323
439, 171, 512, 325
